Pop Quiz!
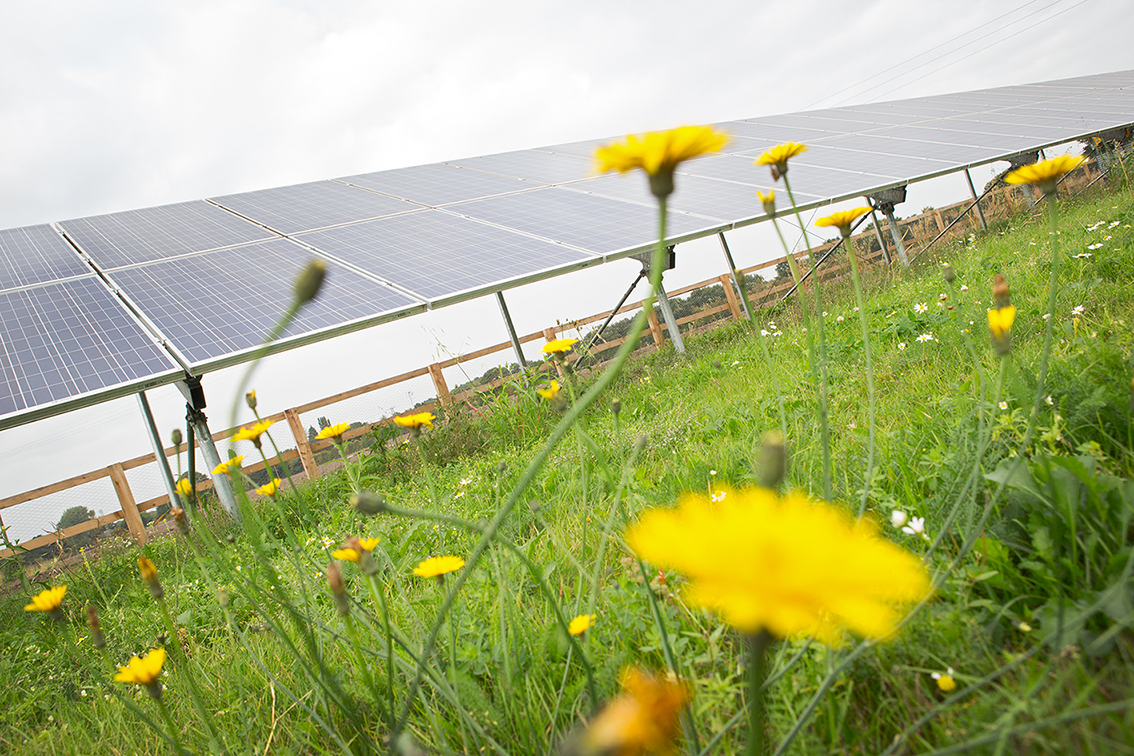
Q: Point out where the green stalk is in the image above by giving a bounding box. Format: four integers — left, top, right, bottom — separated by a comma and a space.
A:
844, 232, 877, 518
155, 597, 227, 754
366, 575, 397, 733
745, 632, 772, 756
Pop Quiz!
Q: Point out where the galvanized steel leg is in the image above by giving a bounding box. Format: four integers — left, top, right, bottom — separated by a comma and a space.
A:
868, 208, 891, 265
187, 406, 240, 523
882, 206, 910, 268
655, 282, 686, 355
137, 391, 180, 506
965, 169, 988, 231
717, 232, 751, 320
495, 291, 527, 369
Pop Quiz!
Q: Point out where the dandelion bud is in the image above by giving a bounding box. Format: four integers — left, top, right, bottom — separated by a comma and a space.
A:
712, 360, 722, 370
137, 557, 164, 600
171, 507, 190, 535
351, 491, 388, 516
992, 274, 1011, 309
635, 435, 648, 452
293, 260, 327, 306
942, 263, 956, 284
326, 562, 350, 616
217, 588, 230, 608
170, 428, 182, 448
757, 430, 787, 489
529, 499, 542, 514
611, 398, 622, 416
757, 189, 776, 216
225, 533, 236, 544
86, 606, 106, 650
245, 389, 257, 411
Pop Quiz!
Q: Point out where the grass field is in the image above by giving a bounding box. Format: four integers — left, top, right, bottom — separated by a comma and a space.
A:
3, 168, 1134, 755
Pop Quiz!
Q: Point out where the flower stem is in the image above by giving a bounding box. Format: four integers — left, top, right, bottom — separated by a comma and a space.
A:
844, 233, 877, 518
745, 631, 772, 756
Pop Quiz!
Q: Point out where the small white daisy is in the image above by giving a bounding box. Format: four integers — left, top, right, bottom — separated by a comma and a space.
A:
902, 516, 929, 540
999, 401, 1009, 411
916, 333, 935, 343
914, 303, 928, 314
960, 285, 969, 292
898, 342, 907, 350
1072, 305, 1085, 316
836, 315, 844, 323
890, 510, 909, 529
710, 490, 726, 503
1088, 243, 1103, 250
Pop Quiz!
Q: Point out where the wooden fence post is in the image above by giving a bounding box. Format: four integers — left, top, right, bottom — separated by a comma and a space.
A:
645, 302, 665, 347
719, 274, 744, 321
285, 408, 320, 480
428, 363, 452, 406
108, 463, 146, 546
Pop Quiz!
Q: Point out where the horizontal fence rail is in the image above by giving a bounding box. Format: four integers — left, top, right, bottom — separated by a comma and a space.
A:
0, 166, 1103, 571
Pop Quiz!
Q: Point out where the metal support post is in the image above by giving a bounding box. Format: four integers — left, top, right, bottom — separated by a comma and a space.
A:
867, 208, 891, 265
495, 291, 527, 369
655, 283, 686, 355
882, 206, 909, 268
717, 232, 752, 321
964, 169, 988, 231
137, 392, 179, 506
187, 406, 240, 523
579, 269, 647, 359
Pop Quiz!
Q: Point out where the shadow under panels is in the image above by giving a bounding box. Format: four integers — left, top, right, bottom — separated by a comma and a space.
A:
445, 187, 722, 261
338, 163, 535, 207
296, 209, 601, 305
0, 276, 179, 419
104, 238, 420, 371
210, 180, 421, 234
60, 200, 277, 270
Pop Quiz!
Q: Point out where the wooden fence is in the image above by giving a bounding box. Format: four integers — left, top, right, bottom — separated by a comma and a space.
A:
0, 167, 1100, 566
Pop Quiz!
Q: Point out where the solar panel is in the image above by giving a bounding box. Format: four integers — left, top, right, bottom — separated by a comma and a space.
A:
450, 186, 722, 258
0, 224, 90, 291
338, 163, 536, 207
568, 173, 768, 224
60, 200, 276, 270
105, 239, 421, 369
210, 180, 421, 234
446, 150, 593, 185
298, 210, 599, 304
0, 277, 178, 419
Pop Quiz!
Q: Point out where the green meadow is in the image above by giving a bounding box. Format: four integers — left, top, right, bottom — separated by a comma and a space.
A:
3, 169, 1134, 755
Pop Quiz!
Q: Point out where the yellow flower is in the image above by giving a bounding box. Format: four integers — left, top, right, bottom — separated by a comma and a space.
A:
1004, 155, 1084, 194
754, 142, 808, 181
232, 420, 274, 446
757, 189, 776, 215
932, 668, 957, 692
175, 478, 193, 497
815, 207, 872, 237
595, 125, 729, 199
257, 478, 282, 497
114, 647, 166, 694
537, 380, 561, 401
568, 614, 595, 636
393, 412, 434, 431
212, 455, 245, 475
541, 338, 578, 355
137, 556, 164, 599
413, 555, 465, 578
24, 586, 66, 615
582, 667, 689, 756
332, 537, 381, 562
987, 306, 1016, 338
315, 422, 350, 443
626, 487, 931, 644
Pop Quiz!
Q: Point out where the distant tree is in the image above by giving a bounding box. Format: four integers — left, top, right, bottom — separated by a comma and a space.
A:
56, 505, 96, 549
775, 261, 792, 280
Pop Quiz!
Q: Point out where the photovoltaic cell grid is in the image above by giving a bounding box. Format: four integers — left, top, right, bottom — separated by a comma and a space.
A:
0, 224, 90, 291
338, 163, 535, 207
298, 210, 599, 303
60, 200, 276, 270
107, 238, 420, 368
445, 150, 593, 185
210, 180, 422, 235
0, 277, 177, 416
567, 173, 772, 224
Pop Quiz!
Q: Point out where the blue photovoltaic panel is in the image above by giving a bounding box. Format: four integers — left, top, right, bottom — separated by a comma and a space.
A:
816, 134, 1002, 164
0, 277, 178, 417
299, 210, 599, 302
106, 239, 420, 368
61, 200, 276, 269
446, 150, 593, 185
568, 173, 768, 224
0, 224, 89, 291
338, 163, 535, 207
210, 180, 421, 234
451, 187, 721, 257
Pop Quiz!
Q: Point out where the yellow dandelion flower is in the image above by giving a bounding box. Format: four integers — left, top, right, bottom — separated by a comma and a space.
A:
24, 586, 66, 615
413, 555, 465, 578
815, 207, 872, 237
754, 142, 808, 181
568, 614, 595, 636
232, 420, 274, 446
393, 412, 434, 431
595, 125, 729, 199
537, 380, 561, 401
626, 487, 931, 644
212, 455, 245, 475
1004, 155, 1084, 194
757, 189, 776, 215
541, 338, 578, 355
257, 478, 282, 497
582, 667, 689, 756
175, 478, 193, 497
314, 422, 350, 442
987, 306, 1016, 338
332, 536, 381, 562
114, 647, 166, 695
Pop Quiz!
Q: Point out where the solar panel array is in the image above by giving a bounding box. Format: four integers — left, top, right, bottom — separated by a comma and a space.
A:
2, 69, 1132, 429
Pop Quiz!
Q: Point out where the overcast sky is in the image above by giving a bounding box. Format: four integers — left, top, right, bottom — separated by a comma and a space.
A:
1, 0, 1131, 540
